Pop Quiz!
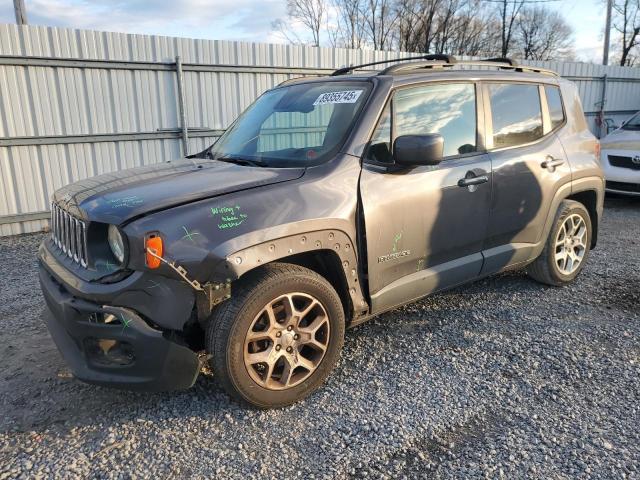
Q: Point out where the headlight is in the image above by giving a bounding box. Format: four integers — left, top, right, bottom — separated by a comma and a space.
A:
108, 225, 125, 264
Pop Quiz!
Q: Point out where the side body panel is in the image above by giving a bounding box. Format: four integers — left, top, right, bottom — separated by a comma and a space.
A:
123, 155, 368, 322
556, 80, 605, 208
481, 81, 573, 275
482, 79, 603, 275
557, 80, 605, 244
359, 80, 492, 314
481, 133, 571, 274
361, 155, 492, 313
557, 80, 602, 185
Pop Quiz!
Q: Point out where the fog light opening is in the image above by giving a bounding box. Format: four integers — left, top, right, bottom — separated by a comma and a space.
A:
88, 312, 122, 326
84, 337, 135, 366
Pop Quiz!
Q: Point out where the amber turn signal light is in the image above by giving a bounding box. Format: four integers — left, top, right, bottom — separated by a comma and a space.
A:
145, 235, 163, 269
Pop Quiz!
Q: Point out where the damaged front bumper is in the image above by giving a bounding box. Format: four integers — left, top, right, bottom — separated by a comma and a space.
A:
39, 250, 201, 392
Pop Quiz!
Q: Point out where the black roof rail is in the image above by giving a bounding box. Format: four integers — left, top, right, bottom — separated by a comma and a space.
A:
378, 57, 558, 77
380, 59, 456, 75
329, 54, 557, 78
421, 54, 457, 63
482, 57, 517, 66
331, 54, 456, 76
475, 59, 558, 76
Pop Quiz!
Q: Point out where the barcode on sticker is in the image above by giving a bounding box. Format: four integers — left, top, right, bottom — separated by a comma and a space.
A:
313, 90, 363, 106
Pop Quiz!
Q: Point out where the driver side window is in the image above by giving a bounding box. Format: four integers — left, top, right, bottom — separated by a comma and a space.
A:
365, 83, 478, 164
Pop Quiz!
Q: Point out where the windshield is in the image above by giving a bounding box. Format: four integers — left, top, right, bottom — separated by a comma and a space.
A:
622, 112, 640, 130
208, 81, 371, 167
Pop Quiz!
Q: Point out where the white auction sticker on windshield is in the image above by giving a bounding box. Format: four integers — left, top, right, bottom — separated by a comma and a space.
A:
313, 90, 363, 106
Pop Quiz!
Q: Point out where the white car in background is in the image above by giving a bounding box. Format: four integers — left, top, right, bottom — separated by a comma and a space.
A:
600, 111, 640, 195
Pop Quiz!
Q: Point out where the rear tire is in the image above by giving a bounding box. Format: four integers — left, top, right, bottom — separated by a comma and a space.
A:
527, 200, 592, 286
206, 263, 345, 408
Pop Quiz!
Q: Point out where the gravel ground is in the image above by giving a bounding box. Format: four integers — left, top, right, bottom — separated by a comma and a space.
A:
0, 196, 639, 479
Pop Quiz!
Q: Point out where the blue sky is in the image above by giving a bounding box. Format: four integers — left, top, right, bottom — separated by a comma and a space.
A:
549, 0, 604, 62
0, 0, 606, 62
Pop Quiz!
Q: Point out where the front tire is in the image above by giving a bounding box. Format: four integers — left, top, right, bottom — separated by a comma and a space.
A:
527, 199, 592, 286
206, 263, 345, 408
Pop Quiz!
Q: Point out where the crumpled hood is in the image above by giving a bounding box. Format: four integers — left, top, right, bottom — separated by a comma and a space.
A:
601, 129, 640, 151
53, 158, 305, 225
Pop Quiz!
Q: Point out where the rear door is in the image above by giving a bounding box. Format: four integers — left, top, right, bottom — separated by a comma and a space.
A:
359, 82, 492, 313
481, 82, 571, 274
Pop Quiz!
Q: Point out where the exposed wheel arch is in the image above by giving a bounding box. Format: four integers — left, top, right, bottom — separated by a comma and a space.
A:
272, 250, 353, 321
222, 230, 369, 323
566, 189, 599, 249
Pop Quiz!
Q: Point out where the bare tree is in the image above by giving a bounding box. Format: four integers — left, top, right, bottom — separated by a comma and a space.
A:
363, 0, 398, 49
395, 0, 461, 53
279, 0, 328, 46
271, 18, 305, 44
271, 0, 576, 61
445, 1, 501, 56
331, 0, 367, 48
516, 6, 574, 60
495, 0, 526, 57
432, 0, 468, 53
612, 0, 640, 65
395, 0, 422, 51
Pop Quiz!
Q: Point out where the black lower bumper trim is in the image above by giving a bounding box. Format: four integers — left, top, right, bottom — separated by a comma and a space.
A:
40, 265, 200, 392
606, 180, 640, 194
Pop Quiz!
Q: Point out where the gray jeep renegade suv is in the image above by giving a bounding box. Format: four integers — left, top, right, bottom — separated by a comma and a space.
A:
39, 56, 604, 408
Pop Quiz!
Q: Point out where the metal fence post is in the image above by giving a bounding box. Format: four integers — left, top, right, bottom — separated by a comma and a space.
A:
598, 74, 609, 138
13, 0, 28, 25
175, 55, 189, 156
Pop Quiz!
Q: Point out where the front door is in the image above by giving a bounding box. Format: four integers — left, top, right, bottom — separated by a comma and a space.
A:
359, 82, 492, 313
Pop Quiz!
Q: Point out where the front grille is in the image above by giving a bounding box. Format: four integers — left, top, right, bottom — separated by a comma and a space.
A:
50, 203, 88, 267
608, 155, 640, 171
606, 181, 640, 193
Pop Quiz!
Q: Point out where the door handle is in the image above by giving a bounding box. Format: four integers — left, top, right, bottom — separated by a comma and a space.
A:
541, 156, 565, 170
458, 175, 489, 187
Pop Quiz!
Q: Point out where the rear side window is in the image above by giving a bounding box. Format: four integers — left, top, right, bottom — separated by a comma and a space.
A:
545, 85, 565, 129
394, 83, 477, 157
489, 83, 543, 149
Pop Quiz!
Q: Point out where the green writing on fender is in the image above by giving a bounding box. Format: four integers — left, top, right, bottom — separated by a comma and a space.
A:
211, 205, 248, 230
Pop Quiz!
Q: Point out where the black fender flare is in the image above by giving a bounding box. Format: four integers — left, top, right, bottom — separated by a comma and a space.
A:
221, 229, 369, 319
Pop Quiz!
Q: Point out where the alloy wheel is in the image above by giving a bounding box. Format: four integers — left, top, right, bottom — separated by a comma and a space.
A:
243, 292, 330, 390
555, 213, 588, 275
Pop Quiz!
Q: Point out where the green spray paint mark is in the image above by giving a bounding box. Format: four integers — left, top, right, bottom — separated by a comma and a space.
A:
107, 195, 144, 209
210, 205, 240, 216
181, 226, 201, 242
392, 232, 403, 253
211, 205, 248, 230
119, 313, 132, 333
96, 260, 116, 272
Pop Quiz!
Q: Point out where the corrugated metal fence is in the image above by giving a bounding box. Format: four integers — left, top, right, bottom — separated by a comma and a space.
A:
1, 24, 640, 236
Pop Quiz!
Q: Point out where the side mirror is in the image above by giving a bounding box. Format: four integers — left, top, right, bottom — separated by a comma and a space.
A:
393, 134, 444, 166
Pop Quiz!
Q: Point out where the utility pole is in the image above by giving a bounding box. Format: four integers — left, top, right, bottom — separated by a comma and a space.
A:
603, 0, 612, 65
14, 0, 28, 25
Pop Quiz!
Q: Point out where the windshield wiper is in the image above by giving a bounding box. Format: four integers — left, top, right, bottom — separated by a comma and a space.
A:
214, 154, 268, 167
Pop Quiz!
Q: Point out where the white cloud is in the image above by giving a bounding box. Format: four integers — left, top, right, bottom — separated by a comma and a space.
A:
0, 0, 287, 43
0, 0, 621, 63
